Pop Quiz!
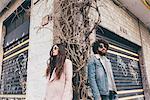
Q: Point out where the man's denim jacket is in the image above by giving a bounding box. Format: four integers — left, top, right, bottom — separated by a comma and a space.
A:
87, 55, 109, 100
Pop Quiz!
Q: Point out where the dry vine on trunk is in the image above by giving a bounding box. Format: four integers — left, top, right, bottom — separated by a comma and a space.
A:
53, 0, 101, 99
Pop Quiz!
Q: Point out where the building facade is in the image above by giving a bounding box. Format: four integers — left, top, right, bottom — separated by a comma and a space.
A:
0, 0, 150, 100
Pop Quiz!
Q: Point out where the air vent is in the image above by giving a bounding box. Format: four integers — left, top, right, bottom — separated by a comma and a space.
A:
142, 0, 150, 9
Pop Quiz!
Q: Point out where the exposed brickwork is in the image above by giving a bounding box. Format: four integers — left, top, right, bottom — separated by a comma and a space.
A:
97, 0, 142, 46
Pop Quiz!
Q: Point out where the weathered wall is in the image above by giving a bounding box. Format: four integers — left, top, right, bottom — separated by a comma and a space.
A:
26, 0, 54, 100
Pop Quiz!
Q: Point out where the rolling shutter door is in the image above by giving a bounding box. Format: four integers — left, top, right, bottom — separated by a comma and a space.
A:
0, 1, 30, 99
96, 27, 144, 100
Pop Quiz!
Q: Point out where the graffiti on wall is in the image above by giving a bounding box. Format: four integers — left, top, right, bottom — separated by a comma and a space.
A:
117, 55, 139, 85
128, 60, 139, 85
117, 55, 128, 76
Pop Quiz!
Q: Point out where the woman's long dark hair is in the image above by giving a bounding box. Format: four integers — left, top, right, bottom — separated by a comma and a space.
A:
46, 43, 66, 79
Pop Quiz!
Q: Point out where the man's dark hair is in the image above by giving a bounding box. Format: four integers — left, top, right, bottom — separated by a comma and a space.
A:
92, 39, 109, 54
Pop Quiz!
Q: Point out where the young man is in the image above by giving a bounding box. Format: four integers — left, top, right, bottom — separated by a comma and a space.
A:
88, 39, 117, 100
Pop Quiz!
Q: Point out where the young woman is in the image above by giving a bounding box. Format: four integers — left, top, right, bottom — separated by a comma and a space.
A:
44, 43, 73, 100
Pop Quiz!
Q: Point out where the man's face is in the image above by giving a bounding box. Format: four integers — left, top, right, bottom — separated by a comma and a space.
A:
98, 43, 107, 56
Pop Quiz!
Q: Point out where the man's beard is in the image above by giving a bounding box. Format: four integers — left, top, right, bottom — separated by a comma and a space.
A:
98, 50, 106, 56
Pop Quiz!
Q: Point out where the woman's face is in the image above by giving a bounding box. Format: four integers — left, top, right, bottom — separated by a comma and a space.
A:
52, 45, 59, 56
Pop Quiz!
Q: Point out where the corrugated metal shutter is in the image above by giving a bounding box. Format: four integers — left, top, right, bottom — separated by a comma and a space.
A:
0, 1, 30, 99
96, 27, 144, 100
